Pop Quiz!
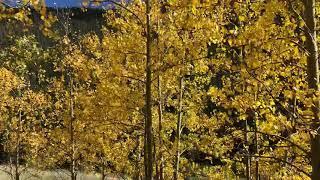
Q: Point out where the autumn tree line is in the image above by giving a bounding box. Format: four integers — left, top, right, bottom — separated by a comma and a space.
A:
0, 0, 320, 179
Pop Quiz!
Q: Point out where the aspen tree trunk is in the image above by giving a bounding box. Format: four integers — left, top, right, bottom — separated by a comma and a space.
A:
134, 136, 142, 180
69, 73, 76, 180
303, 0, 320, 179
254, 92, 259, 180
245, 119, 251, 180
145, 0, 153, 179
155, 7, 163, 178
242, 48, 251, 180
15, 146, 19, 180
144, 125, 148, 178
101, 135, 106, 180
101, 159, 108, 180
15, 110, 22, 180
174, 76, 184, 180
153, 136, 158, 180
292, 92, 297, 127
101, 164, 105, 180
157, 76, 164, 180
254, 123, 259, 180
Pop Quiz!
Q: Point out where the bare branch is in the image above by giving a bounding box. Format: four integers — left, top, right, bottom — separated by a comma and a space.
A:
250, 155, 311, 178
246, 130, 309, 156
90, 0, 144, 28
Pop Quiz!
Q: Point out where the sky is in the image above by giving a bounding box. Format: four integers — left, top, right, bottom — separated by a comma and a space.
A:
45, 0, 85, 7
1, 0, 114, 8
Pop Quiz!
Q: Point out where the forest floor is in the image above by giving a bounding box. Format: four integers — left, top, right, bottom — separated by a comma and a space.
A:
0, 166, 120, 180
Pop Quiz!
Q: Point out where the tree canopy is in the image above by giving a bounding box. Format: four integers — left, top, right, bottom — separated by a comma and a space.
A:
0, 0, 319, 179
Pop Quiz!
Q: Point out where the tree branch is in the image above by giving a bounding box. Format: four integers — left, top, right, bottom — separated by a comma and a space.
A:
249, 155, 311, 178
90, 0, 144, 28
246, 130, 309, 156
